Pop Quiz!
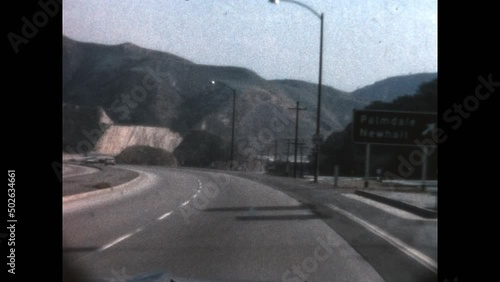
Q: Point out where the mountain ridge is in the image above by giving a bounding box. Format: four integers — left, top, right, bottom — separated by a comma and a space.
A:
63, 36, 437, 164
351, 72, 437, 103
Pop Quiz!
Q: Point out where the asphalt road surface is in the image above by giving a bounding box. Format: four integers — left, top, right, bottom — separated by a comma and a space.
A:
63, 166, 435, 282
63, 163, 100, 179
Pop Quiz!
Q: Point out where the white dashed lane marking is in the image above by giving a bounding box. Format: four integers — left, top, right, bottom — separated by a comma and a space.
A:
157, 211, 173, 221
99, 226, 143, 252
99, 179, 205, 252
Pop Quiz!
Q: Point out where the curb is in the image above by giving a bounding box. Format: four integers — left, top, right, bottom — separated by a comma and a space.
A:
62, 170, 145, 204
355, 190, 437, 219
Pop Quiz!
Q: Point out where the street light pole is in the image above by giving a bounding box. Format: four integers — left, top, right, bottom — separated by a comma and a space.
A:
314, 13, 324, 183
269, 0, 324, 183
230, 88, 236, 170
211, 81, 236, 170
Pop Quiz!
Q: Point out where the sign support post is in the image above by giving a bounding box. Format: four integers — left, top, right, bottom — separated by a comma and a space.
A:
364, 143, 371, 188
333, 165, 339, 187
421, 146, 428, 191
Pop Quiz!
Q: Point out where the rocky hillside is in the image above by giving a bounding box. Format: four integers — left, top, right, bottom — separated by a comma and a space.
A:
93, 125, 182, 156
63, 36, 365, 155
63, 36, 436, 166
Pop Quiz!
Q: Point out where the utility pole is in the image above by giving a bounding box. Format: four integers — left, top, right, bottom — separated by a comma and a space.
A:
288, 101, 307, 178
299, 143, 307, 178
286, 139, 291, 164
211, 81, 237, 170
286, 139, 291, 176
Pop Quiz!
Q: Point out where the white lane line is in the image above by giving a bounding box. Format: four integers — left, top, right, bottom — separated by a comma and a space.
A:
99, 233, 134, 252
158, 211, 173, 220
327, 203, 437, 273
187, 180, 202, 199
181, 200, 190, 207
343, 194, 433, 221
99, 227, 145, 252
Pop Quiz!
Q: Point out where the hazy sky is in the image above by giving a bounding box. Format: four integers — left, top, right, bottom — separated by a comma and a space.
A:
63, 0, 437, 92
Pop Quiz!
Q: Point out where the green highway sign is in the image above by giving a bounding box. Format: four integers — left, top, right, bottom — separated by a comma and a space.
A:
352, 110, 437, 146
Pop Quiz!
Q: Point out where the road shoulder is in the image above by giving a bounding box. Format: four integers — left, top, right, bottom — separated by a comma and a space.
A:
230, 172, 437, 282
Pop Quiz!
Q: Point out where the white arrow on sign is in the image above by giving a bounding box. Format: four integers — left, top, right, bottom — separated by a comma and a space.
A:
422, 123, 436, 135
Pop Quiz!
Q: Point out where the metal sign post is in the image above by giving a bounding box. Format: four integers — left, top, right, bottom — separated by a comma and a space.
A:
364, 143, 371, 188
333, 165, 339, 187
421, 146, 428, 191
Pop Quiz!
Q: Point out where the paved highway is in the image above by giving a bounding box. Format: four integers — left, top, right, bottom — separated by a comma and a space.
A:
63, 163, 100, 179
63, 166, 435, 281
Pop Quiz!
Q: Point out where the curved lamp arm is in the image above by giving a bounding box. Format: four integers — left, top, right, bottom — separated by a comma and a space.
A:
269, 0, 321, 19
